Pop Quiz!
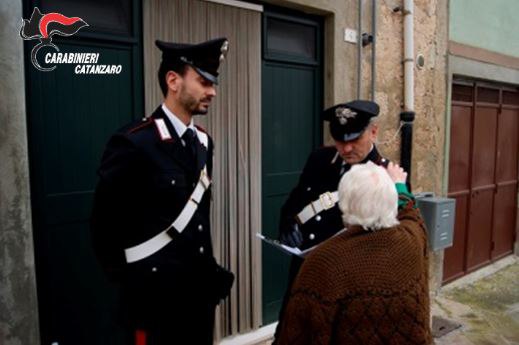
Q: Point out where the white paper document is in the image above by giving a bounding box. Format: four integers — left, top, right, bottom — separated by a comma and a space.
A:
256, 233, 316, 258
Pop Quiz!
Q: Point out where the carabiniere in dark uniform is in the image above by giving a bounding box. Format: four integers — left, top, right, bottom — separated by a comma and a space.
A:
273, 100, 390, 345
278, 100, 389, 280
91, 38, 233, 345
279, 145, 387, 251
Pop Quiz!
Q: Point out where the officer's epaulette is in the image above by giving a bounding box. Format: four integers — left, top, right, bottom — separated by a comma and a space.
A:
126, 117, 153, 134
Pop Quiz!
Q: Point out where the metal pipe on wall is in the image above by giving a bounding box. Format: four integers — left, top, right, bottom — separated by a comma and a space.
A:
400, 0, 415, 187
403, 0, 414, 111
357, 0, 363, 98
371, 0, 377, 101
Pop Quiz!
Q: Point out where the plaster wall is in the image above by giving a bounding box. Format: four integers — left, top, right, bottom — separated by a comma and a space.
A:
450, 0, 519, 58
0, 1, 40, 345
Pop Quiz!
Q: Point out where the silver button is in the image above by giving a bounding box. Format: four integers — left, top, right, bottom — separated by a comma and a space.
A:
198, 224, 203, 231
152, 267, 157, 272
309, 233, 315, 240
171, 179, 176, 185
315, 215, 322, 222
199, 246, 204, 254
306, 187, 311, 191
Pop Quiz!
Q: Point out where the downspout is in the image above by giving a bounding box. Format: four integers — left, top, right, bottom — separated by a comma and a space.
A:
401, 0, 415, 186
357, 0, 363, 98
371, 0, 377, 101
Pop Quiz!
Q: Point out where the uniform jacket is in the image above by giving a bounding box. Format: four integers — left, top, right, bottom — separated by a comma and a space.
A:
279, 146, 387, 250
91, 106, 217, 323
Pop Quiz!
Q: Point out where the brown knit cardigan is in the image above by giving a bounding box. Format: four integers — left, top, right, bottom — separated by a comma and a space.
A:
276, 206, 432, 345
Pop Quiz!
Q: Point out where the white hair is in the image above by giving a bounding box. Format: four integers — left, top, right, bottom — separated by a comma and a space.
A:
338, 161, 399, 231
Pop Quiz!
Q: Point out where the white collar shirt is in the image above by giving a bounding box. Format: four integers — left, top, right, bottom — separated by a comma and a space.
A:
161, 103, 197, 146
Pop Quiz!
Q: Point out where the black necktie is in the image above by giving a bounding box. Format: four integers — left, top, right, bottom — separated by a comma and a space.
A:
182, 128, 197, 162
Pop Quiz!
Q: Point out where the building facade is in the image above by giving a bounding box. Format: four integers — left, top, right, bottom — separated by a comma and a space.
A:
0, 0, 516, 344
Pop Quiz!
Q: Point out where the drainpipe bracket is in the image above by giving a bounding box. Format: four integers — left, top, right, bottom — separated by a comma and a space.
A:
400, 111, 415, 123
361, 33, 374, 47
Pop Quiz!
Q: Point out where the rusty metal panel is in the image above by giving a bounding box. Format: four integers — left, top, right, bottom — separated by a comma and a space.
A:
444, 81, 518, 284
443, 194, 469, 282
492, 184, 517, 259
496, 108, 519, 181
465, 104, 498, 271
471, 105, 498, 188
466, 189, 494, 271
492, 106, 519, 259
448, 104, 472, 192
476, 87, 499, 104
444, 97, 473, 282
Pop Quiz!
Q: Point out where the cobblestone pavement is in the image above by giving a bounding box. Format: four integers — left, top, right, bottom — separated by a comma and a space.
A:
433, 258, 519, 345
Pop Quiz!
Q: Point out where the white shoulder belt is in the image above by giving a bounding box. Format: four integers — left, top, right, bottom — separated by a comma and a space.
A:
295, 191, 339, 225
124, 167, 211, 263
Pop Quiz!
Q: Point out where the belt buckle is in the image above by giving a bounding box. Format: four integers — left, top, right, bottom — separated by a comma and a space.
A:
319, 192, 334, 210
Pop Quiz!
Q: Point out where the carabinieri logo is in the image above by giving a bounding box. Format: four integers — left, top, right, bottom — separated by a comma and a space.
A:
20, 7, 89, 71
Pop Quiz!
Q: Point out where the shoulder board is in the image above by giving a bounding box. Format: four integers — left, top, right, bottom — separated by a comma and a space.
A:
196, 128, 209, 149
153, 118, 173, 142
127, 117, 153, 134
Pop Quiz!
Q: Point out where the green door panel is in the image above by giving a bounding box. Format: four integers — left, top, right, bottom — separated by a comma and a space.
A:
25, 1, 143, 344
33, 43, 135, 225
261, 8, 322, 325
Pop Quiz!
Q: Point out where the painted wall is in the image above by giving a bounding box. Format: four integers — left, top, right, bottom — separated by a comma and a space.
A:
450, 0, 519, 57
0, 1, 40, 345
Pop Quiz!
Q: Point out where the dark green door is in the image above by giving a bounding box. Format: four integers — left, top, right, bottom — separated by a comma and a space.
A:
24, 1, 143, 344
261, 8, 323, 324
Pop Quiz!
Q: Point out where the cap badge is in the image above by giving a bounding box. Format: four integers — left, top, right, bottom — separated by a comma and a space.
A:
335, 107, 357, 125
220, 40, 229, 62
180, 56, 193, 64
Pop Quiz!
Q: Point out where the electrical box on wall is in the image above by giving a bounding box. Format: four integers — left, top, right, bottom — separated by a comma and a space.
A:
344, 28, 358, 43
415, 194, 456, 251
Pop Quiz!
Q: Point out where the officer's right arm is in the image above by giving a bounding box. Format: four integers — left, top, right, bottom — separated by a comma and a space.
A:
278, 151, 319, 247
90, 134, 146, 281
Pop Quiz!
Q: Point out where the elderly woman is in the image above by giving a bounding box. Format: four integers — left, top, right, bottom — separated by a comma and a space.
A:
276, 162, 431, 345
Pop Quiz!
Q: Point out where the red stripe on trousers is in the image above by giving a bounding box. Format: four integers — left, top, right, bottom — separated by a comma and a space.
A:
135, 330, 146, 345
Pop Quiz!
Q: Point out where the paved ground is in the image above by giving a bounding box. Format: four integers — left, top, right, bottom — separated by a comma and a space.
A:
236, 257, 519, 345
433, 259, 519, 345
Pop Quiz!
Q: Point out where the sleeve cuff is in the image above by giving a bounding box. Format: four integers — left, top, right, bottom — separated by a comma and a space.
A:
395, 183, 409, 194
396, 183, 416, 209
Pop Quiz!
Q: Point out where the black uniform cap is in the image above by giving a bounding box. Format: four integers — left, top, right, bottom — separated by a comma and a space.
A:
323, 100, 380, 142
156, 37, 229, 84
